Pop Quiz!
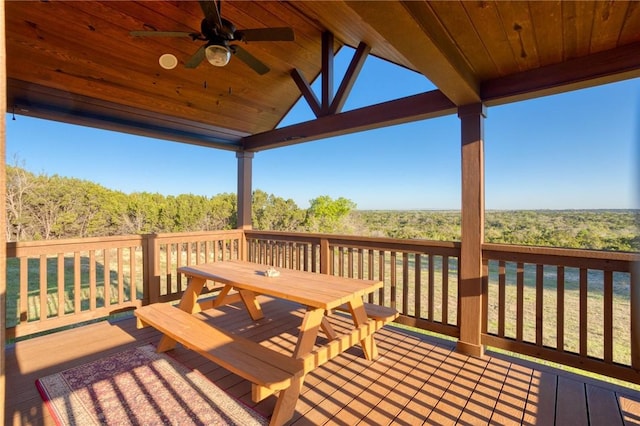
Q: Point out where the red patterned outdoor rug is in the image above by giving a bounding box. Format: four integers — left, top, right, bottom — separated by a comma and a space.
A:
35, 345, 268, 425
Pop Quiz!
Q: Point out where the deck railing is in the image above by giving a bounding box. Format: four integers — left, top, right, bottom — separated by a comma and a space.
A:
145, 230, 244, 303
482, 243, 639, 384
6, 235, 146, 339
5, 230, 639, 384
245, 230, 461, 338
5, 231, 244, 339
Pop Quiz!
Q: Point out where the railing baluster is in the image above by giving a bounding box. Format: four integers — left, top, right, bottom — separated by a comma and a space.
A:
402, 253, 409, 315
301, 244, 307, 271
481, 258, 488, 334
442, 255, 449, 326
74, 252, 81, 314
579, 268, 588, 357
165, 244, 172, 296
516, 262, 524, 342
180, 242, 188, 292
378, 250, 385, 305
536, 264, 543, 347
391, 251, 397, 311
557, 266, 565, 352
428, 254, 434, 322
117, 248, 124, 305
311, 243, 318, 273
19, 257, 27, 322
415, 254, 421, 319
632, 267, 639, 371
105, 249, 112, 307
129, 247, 137, 303
498, 260, 506, 337
89, 250, 97, 311
289, 242, 294, 269
205, 240, 211, 263
39, 255, 47, 320
57, 253, 64, 317
604, 270, 613, 363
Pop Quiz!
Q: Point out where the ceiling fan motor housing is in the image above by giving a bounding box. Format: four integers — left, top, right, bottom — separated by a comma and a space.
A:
202, 17, 236, 41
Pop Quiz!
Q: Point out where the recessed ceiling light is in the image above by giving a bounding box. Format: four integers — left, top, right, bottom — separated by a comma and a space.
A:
159, 53, 178, 70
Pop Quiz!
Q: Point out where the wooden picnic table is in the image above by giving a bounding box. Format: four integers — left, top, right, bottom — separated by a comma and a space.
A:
136, 260, 397, 425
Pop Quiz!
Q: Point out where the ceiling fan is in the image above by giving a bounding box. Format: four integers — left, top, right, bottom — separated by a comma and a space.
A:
130, 0, 294, 75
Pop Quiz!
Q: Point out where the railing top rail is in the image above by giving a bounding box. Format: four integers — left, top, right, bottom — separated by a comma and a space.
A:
483, 242, 639, 272
245, 230, 460, 253
7, 234, 146, 257
148, 230, 245, 240
483, 242, 639, 261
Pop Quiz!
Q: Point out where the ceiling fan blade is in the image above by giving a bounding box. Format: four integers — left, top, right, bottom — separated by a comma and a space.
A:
238, 27, 294, 42
199, 0, 223, 28
185, 45, 206, 69
231, 45, 269, 75
130, 30, 194, 38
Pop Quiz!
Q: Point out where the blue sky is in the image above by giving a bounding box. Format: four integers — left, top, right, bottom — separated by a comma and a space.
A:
6, 49, 639, 211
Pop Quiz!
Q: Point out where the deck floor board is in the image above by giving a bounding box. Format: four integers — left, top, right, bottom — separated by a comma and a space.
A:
5, 296, 640, 425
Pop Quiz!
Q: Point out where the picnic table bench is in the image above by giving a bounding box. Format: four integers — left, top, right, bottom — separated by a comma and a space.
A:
135, 303, 304, 426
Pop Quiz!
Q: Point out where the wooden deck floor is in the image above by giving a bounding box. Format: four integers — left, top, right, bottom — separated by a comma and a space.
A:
5, 297, 640, 425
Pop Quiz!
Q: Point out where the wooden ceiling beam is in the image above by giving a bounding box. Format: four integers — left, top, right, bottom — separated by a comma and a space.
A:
7, 79, 245, 151
291, 32, 370, 117
290, 68, 322, 118
242, 90, 456, 151
329, 42, 371, 115
322, 31, 334, 116
345, 0, 480, 105
482, 42, 640, 105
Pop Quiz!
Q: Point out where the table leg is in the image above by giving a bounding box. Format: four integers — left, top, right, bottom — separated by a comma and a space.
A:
177, 276, 207, 313
211, 284, 233, 308
271, 374, 304, 426
349, 297, 378, 360
293, 308, 325, 359
238, 289, 264, 320
157, 275, 207, 352
321, 316, 338, 340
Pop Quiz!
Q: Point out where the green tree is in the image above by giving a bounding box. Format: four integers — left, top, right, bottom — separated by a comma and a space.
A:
252, 190, 305, 231
304, 195, 356, 233
121, 192, 165, 234
204, 193, 237, 230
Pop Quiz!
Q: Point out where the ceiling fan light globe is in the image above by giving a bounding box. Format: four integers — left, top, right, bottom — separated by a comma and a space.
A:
205, 45, 231, 66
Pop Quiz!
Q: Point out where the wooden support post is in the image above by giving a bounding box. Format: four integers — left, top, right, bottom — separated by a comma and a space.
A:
237, 151, 254, 260
632, 263, 640, 371
144, 233, 160, 304
320, 238, 330, 275
457, 103, 486, 358
0, 0, 6, 419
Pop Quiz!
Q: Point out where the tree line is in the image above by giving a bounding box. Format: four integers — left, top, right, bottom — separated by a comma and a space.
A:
5, 165, 355, 241
354, 209, 639, 252
5, 165, 638, 252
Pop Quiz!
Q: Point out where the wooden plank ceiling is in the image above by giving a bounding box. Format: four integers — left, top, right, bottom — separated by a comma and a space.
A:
5, 1, 640, 151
